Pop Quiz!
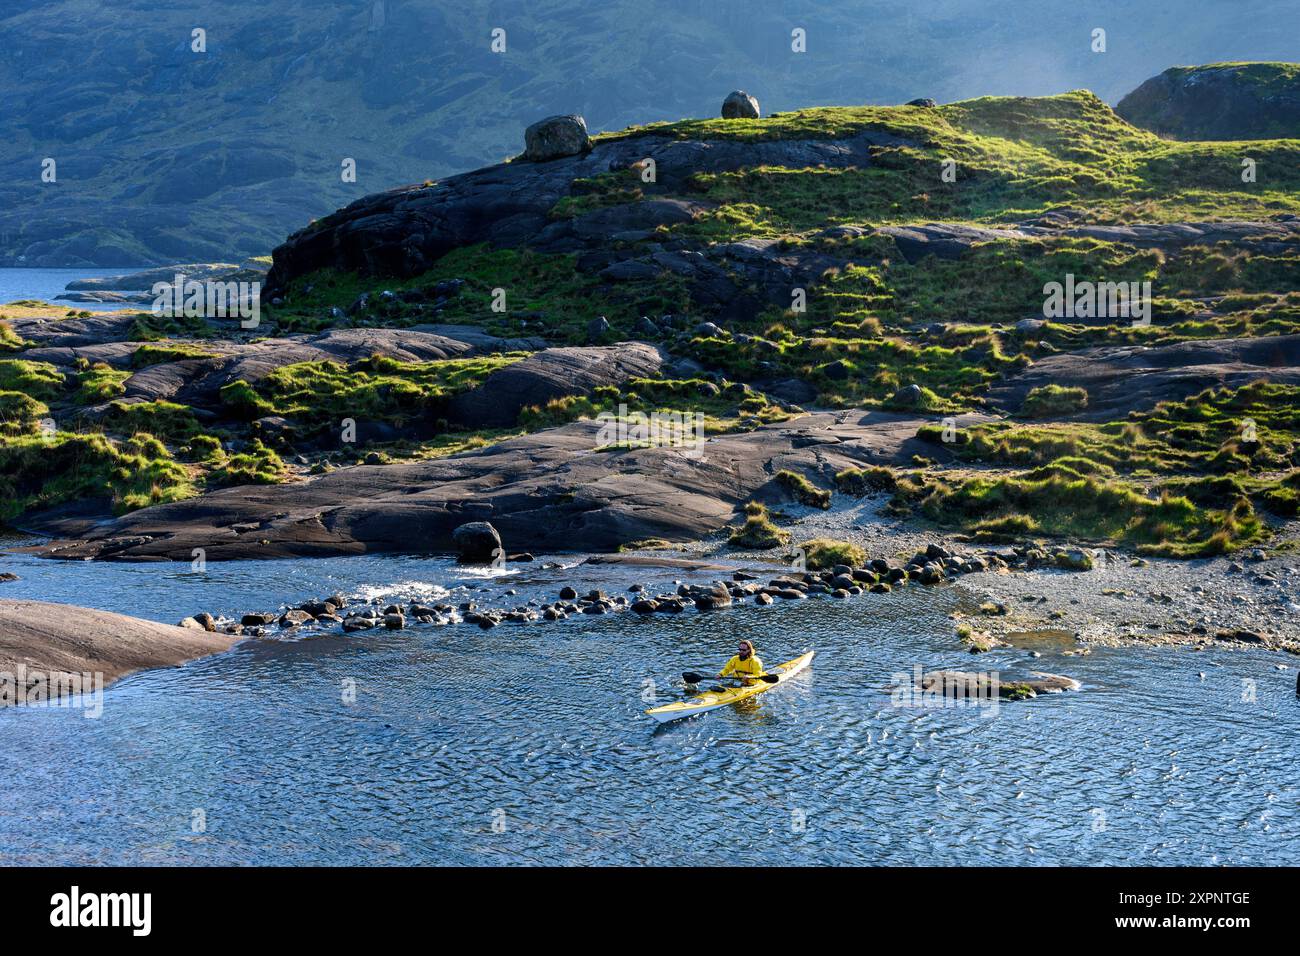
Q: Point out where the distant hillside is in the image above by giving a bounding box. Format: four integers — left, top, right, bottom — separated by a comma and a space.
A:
2, 0, 1297, 267
1117, 63, 1300, 140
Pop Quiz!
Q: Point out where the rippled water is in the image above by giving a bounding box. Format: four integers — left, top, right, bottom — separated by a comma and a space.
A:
0, 550, 1296, 865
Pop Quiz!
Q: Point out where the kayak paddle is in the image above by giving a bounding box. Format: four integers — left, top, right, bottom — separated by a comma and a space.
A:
682, 671, 779, 684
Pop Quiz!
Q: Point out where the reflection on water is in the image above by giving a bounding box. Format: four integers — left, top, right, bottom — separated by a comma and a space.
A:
0, 550, 1296, 865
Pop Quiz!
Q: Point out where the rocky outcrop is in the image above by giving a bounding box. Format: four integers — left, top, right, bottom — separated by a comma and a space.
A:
17, 325, 547, 417
875, 223, 1031, 262
1049, 218, 1300, 254
0, 599, 236, 703
445, 343, 667, 428
125, 326, 543, 405
1116, 63, 1300, 140
30, 410, 963, 562
63, 261, 268, 292
5, 312, 142, 348
989, 334, 1300, 419
262, 126, 916, 296
258, 135, 1296, 332
874, 218, 1300, 263
54, 291, 154, 305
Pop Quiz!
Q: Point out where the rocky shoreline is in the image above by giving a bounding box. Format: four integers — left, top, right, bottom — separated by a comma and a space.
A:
26, 409, 961, 561
164, 515, 1299, 675
5, 509, 1295, 710
687, 493, 1300, 652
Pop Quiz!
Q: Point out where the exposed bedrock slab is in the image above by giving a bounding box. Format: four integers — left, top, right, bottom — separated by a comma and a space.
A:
444, 342, 667, 428
988, 334, 1300, 419
31, 410, 963, 562
0, 599, 236, 702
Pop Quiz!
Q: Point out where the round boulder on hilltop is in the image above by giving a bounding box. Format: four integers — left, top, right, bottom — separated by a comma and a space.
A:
523, 115, 591, 161
721, 91, 760, 119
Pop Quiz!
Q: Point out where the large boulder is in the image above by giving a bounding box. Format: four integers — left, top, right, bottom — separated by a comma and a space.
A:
721, 91, 760, 119
918, 670, 1080, 701
451, 521, 502, 564
889, 384, 925, 408
523, 115, 591, 161
691, 582, 733, 611
1116, 63, 1300, 140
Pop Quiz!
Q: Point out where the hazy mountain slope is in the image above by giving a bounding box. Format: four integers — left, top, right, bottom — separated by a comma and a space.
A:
2, 0, 1297, 266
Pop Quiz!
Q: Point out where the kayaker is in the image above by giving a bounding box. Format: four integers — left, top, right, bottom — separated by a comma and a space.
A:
719, 640, 765, 686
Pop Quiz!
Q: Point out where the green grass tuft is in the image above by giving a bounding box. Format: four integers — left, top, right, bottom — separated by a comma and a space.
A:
775, 469, 832, 508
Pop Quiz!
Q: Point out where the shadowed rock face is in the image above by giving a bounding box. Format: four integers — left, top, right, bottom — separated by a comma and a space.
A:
262, 127, 914, 296
721, 90, 760, 118
988, 335, 1300, 419
1117, 63, 1300, 140
30, 410, 960, 562
0, 599, 236, 702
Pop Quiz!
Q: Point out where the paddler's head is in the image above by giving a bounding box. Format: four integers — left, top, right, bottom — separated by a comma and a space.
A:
737, 640, 755, 660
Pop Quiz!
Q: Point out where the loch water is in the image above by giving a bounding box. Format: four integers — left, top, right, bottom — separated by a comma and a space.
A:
0, 550, 1295, 865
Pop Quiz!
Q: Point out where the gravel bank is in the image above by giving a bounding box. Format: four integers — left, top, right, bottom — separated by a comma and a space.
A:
682, 493, 1300, 653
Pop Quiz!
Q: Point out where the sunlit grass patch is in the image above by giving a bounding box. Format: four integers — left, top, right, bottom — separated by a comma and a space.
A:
797, 537, 866, 570
1019, 384, 1089, 418
915, 471, 1265, 556
728, 501, 790, 549
74, 364, 130, 404
220, 353, 525, 431
0, 431, 195, 522
0, 359, 64, 402
775, 469, 831, 508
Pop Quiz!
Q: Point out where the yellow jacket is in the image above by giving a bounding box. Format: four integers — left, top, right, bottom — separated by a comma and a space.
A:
719, 654, 764, 679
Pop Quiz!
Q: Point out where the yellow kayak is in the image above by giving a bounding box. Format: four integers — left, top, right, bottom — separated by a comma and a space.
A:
645, 651, 815, 723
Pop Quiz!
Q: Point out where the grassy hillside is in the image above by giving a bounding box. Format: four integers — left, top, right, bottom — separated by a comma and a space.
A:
3, 88, 1298, 557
